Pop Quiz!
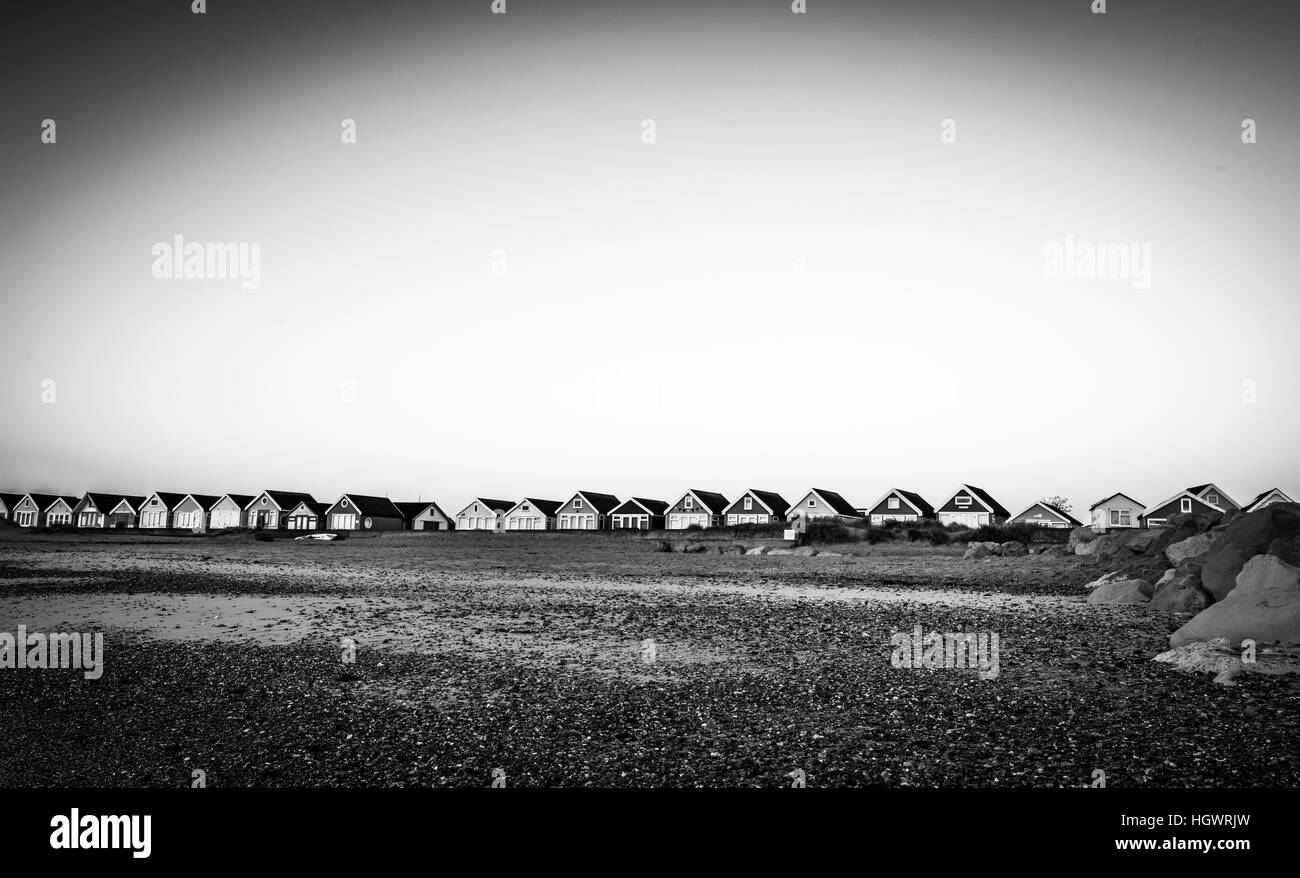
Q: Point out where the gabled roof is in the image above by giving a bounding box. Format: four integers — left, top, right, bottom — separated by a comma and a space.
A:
329, 494, 405, 518
673, 489, 729, 515
804, 488, 861, 517
143, 492, 189, 510
938, 484, 1009, 517
614, 497, 669, 516
1010, 501, 1083, 527
565, 491, 622, 514
733, 489, 790, 517
76, 492, 125, 512
218, 493, 255, 509
20, 493, 62, 513
179, 493, 222, 510
1187, 483, 1237, 508
288, 500, 330, 518
1089, 491, 1144, 511
458, 498, 514, 515
1243, 488, 1294, 512
865, 488, 934, 517
394, 501, 450, 521
109, 495, 148, 514
1142, 490, 1226, 518
246, 490, 318, 511
56, 496, 81, 511
0, 492, 25, 510
506, 498, 563, 517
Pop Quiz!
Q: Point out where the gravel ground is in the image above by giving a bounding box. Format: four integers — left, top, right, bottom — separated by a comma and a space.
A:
1, 531, 1297, 787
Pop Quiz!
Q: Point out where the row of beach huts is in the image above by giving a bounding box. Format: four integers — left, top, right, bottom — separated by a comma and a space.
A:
0, 484, 1292, 535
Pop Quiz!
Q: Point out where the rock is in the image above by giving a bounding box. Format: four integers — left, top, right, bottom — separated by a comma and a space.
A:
1268, 535, 1300, 567
1200, 503, 1300, 602
681, 543, 708, 554
963, 541, 998, 560
1154, 568, 1176, 589
793, 547, 818, 556
716, 544, 745, 555
1068, 526, 1097, 553
997, 541, 1028, 557
1123, 528, 1164, 554
1082, 571, 1128, 591
1169, 553, 1300, 648
767, 549, 795, 556
745, 547, 768, 556
1150, 563, 1209, 614
1165, 532, 1216, 566
1086, 578, 1153, 606
1035, 545, 1068, 559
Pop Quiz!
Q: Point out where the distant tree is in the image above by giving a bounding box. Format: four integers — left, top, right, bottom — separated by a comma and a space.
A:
1041, 496, 1072, 513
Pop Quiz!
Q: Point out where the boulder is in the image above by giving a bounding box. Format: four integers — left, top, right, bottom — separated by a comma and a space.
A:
1268, 535, 1300, 567
963, 541, 999, 560
1165, 532, 1216, 566
745, 547, 768, 556
1124, 528, 1165, 554
1150, 563, 1210, 614
1068, 526, 1097, 553
1199, 503, 1300, 602
1169, 553, 1300, 648
1154, 568, 1176, 589
681, 542, 708, 554
1087, 578, 1153, 606
793, 546, 818, 557
998, 541, 1028, 557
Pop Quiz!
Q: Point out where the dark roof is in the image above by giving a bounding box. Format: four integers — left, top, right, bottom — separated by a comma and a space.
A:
574, 491, 621, 514
333, 494, 405, 518
964, 485, 1010, 517
518, 498, 563, 517
689, 490, 729, 514
59, 495, 81, 509
811, 489, 860, 516
747, 490, 790, 517
395, 501, 445, 521
1089, 491, 1143, 511
146, 492, 189, 510
78, 492, 128, 511
619, 497, 669, 515
1244, 488, 1291, 509
1186, 484, 1211, 495
895, 489, 935, 516
224, 494, 255, 508
22, 493, 60, 511
0, 492, 25, 509
305, 501, 331, 518
113, 495, 147, 511
1021, 502, 1083, 527
258, 490, 318, 509
188, 494, 222, 510
474, 498, 514, 513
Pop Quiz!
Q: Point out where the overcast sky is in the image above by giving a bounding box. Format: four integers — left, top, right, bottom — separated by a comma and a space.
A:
1, 0, 1297, 515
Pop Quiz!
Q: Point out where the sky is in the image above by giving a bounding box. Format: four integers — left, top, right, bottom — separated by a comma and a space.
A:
1, 0, 1297, 517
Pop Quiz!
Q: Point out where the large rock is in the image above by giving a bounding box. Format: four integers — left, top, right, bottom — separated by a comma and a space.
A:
1165, 532, 1216, 566
1150, 562, 1210, 614
1154, 568, 1176, 589
1069, 526, 1097, 553
793, 546, 818, 557
1170, 553, 1300, 648
1087, 578, 1153, 606
745, 547, 768, 556
1124, 528, 1165, 554
1199, 503, 1300, 602
963, 541, 1000, 560
998, 541, 1028, 557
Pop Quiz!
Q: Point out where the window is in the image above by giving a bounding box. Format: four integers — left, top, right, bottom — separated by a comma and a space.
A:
956, 496, 971, 507
1180, 498, 1192, 513
261, 497, 268, 505
744, 497, 753, 511
150, 498, 159, 506
1109, 509, 1120, 525
1119, 510, 1131, 525
364, 518, 373, 529
1207, 493, 1218, 505
685, 497, 693, 510
888, 497, 900, 510
522, 504, 530, 511
574, 498, 583, 509
807, 499, 816, 507
342, 499, 350, 509
473, 504, 479, 512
